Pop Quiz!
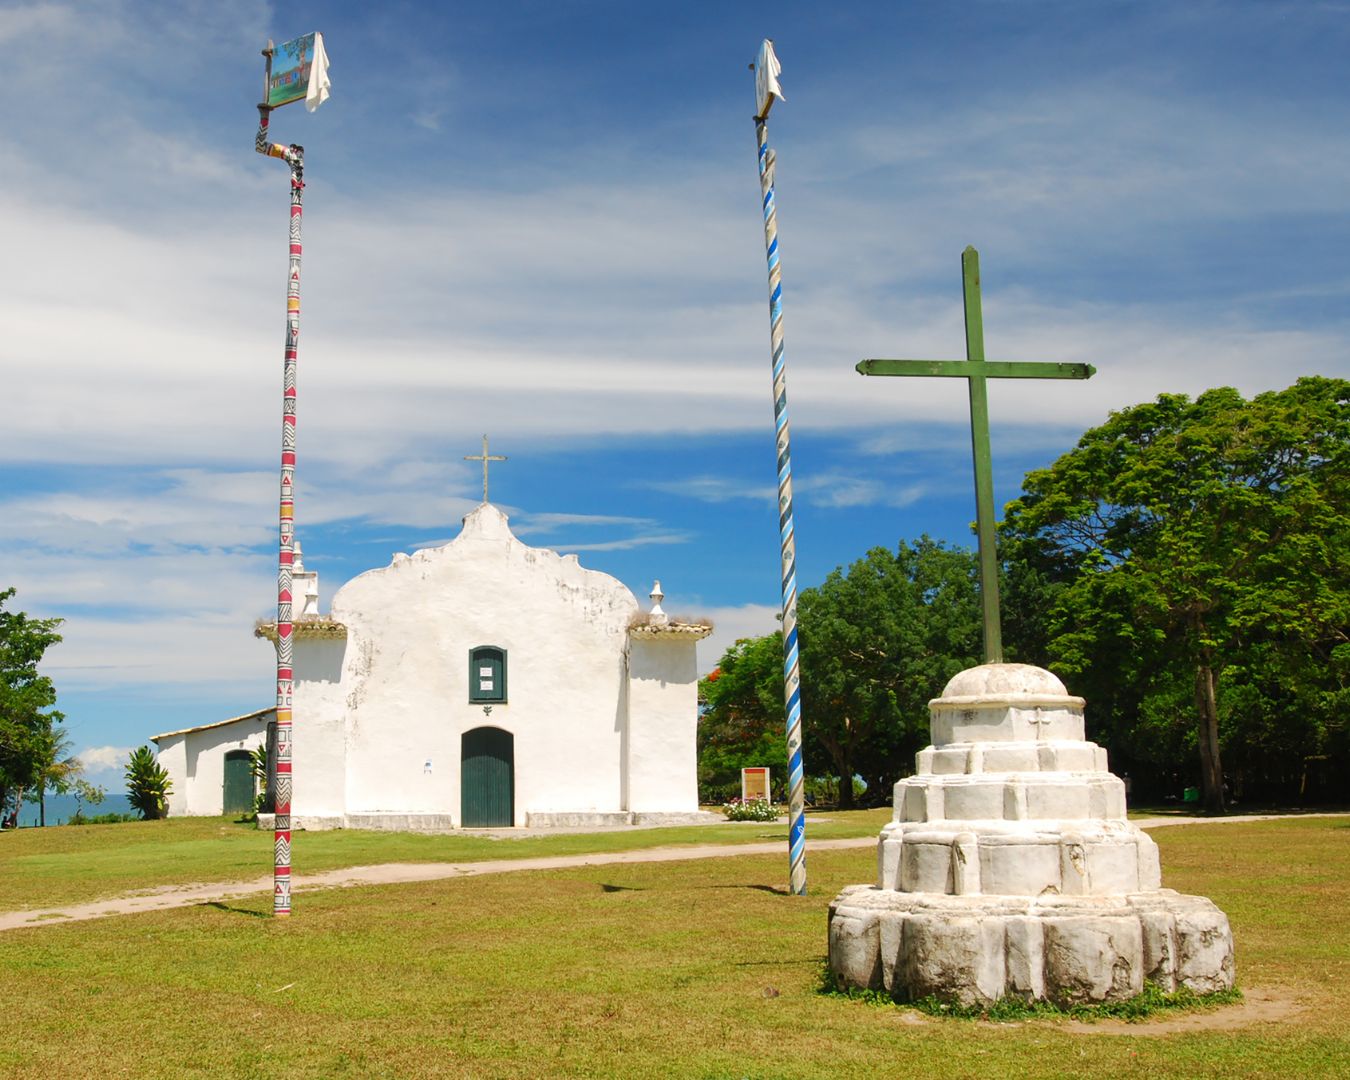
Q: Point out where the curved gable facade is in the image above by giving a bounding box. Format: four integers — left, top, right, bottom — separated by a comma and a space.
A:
261, 503, 710, 830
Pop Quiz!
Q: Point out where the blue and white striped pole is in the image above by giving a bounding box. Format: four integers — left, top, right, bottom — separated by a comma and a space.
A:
752, 39, 806, 896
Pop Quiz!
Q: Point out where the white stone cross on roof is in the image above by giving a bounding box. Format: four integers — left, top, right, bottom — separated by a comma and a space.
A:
464, 434, 507, 503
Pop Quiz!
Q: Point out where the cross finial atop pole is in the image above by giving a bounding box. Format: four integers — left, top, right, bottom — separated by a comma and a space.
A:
464, 435, 507, 503
857, 247, 1096, 663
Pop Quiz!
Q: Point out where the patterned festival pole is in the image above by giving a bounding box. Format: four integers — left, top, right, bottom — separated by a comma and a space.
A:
254, 33, 329, 917
751, 39, 807, 896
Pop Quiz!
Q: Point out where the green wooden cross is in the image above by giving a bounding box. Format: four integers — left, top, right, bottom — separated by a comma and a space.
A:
857, 246, 1095, 664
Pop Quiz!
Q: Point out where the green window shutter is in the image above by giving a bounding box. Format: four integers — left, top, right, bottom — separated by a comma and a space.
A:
469, 645, 507, 703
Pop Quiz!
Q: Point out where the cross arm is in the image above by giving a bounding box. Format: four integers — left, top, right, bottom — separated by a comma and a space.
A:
857, 359, 1095, 380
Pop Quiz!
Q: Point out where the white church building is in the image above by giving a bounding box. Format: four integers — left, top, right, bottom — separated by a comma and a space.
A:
152, 503, 713, 830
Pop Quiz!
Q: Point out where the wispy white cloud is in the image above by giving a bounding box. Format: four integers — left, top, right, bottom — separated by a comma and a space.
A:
6, 552, 269, 618
693, 602, 782, 675
75, 744, 135, 778
513, 512, 657, 534
42, 609, 269, 691
0, 4, 76, 43
559, 532, 693, 553
644, 470, 920, 512
0, 479, 275, 556
794, 472, 926, 510
643, 476, 777, 503
789, 77, 1350, 292
3, 114, 1345, 475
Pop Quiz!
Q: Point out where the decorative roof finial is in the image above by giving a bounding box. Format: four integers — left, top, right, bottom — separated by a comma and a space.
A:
649, 580, 668, 624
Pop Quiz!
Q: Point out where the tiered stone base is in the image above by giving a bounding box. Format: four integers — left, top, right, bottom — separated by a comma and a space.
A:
829, 885, 1234, 1006
879, 819, 1162, 897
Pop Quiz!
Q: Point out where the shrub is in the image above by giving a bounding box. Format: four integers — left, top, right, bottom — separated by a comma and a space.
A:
722, 796, 780, 822
124, 746, 172, 820
70, 811, 138, 825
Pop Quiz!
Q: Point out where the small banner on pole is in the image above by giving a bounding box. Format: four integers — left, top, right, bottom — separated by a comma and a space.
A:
754, 38, 784, 118
266, 31, 331, 111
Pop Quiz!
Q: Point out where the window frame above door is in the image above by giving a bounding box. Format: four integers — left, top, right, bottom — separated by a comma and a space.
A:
468, 644, 507, 704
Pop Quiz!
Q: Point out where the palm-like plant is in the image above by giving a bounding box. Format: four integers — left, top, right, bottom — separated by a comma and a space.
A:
124, 745, 172, 820
35, 723, 79, 827
249, 744, 271, 813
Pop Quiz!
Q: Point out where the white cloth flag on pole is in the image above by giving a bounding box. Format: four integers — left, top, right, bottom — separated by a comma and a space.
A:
306, 32, 331, 112
755, 38, 784, 118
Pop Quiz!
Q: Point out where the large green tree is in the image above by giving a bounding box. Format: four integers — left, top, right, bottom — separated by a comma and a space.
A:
697, 538, 1055, 808
0, 589, 65, 827
697, 633, 787, 802
1002, 377, 1350, 814
797, 538, 985, 807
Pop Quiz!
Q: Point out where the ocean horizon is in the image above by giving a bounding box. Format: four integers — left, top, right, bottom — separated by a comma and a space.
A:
13, 790, 135, 827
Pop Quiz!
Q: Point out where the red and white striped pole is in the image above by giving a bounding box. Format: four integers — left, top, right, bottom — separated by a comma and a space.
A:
253, 31, 328, 918
255, 103, 303, 917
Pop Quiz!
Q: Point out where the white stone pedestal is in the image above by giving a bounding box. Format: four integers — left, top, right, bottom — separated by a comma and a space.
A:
827, 664, 1235, 1006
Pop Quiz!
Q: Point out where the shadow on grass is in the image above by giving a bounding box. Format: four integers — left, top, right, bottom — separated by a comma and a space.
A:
600, 883, 645, 893
702, 883, 794, 897
201, 901, 269, 919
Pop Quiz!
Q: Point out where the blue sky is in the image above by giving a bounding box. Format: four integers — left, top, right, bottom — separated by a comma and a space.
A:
3, 1, 1349, 785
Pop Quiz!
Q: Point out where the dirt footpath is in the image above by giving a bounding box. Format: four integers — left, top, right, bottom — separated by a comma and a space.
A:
0, 836, 874, 931
2, 812, 1343, 933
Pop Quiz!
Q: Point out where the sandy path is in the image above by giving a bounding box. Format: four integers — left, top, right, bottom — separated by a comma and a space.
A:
0, 837, 874, 931
2, 812, 1343, 932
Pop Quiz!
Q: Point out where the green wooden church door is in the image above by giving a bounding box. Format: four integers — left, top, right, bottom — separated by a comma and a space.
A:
461, 727, 514, 828
222, 749, 255, 814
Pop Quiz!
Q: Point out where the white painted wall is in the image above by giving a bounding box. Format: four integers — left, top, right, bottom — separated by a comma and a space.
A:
153, 712, 269, 817
626, 635, 701, 812
292, 637, 349, 818
157, 737, 189, 817
328, 505, 639, 825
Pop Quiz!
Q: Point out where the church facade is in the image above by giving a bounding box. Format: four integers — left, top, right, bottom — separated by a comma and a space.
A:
154, 504, 712, 829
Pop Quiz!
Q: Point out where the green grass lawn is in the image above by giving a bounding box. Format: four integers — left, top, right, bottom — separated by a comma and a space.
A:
0, 808, 892, 911
0, 816, 1345, 1078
